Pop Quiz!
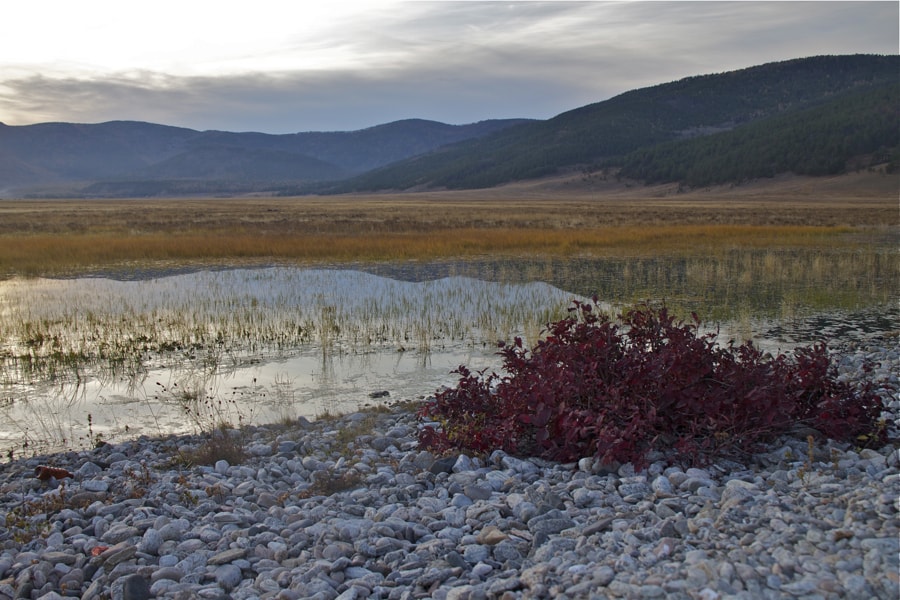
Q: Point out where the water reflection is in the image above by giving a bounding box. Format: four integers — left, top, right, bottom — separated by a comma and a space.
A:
0, 254, 896, 460
0, 267, 574, 458
0, 344, 500, 457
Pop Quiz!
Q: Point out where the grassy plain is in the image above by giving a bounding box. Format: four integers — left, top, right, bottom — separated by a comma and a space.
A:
0, 171, 896, 277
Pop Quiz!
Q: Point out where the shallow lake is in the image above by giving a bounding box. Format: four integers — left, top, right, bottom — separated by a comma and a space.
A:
0, 266, 577, 457
0, 256, 896, 459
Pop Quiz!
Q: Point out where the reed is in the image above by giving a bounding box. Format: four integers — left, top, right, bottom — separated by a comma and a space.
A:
1, 239, 895, 390
0, 269, 577, 386
0, 224, 872, 278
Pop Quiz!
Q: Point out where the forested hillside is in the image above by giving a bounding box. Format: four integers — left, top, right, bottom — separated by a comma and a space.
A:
323, 54, 899, 192
614, 82, 900, 187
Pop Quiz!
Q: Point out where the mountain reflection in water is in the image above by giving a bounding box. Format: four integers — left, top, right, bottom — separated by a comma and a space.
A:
0, 257, 895, 459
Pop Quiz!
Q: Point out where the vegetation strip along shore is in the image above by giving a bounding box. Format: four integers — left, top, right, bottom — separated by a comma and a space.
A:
0, 182, 896, 278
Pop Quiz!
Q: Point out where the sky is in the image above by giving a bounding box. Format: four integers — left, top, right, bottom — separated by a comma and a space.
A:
1, 1, 896, 134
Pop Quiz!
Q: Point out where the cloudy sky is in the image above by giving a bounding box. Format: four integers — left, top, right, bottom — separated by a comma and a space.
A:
1, 1, 896, 133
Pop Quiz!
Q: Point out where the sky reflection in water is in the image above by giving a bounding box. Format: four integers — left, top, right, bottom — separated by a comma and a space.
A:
0, 267, 577, 456
0, 263, 895, 459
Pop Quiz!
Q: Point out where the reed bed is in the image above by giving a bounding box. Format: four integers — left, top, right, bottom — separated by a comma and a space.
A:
0, 181, 896, 278
0, 240, 895, 389
0, 269, 575, 386
1, 178, 896, 457
0, 224, 873, 278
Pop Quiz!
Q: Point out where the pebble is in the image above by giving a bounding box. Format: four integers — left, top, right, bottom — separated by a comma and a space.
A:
0, 339, 897, 599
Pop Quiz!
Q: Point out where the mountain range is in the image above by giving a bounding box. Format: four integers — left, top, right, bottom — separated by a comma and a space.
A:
0, 118, 530, 196
1, 54, 897, 197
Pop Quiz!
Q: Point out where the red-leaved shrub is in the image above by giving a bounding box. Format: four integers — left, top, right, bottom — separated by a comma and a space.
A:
417, 300, 886, 467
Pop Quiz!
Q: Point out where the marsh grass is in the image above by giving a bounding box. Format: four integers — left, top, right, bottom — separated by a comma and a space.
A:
1, 383, 87, 458
0, 248, 895, 402
270, 372, 299, 425
0, 183, 897, 458
0, 181, 895, 277
152, 373, 256, 435
0, 243, 894, 393
0, 269, 577, 387
0, 225, 871, 277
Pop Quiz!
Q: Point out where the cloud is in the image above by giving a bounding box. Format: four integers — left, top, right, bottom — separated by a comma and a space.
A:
0, 66, 583, 132
0, 2, 896, 133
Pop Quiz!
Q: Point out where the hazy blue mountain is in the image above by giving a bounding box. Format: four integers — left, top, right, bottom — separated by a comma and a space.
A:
0, 118, 530, 195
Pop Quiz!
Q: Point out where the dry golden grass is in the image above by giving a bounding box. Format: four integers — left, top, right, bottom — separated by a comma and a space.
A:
0, 171, 896, 277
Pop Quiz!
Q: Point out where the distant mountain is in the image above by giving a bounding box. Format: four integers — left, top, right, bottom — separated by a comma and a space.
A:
323, 54, 899, 192
0, 118, 530, 196
0, 121, 197, 186
3, 54, 897, 197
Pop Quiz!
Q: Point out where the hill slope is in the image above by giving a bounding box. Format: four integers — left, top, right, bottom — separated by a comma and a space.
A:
616, 82, 899, 187
325, 54, 899, 192
3, 54, 897, 197
0, 118, 529, 196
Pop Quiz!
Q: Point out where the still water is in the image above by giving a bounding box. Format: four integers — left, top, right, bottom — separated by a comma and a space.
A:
0, 266, 576, 457
0, 258, 895, 459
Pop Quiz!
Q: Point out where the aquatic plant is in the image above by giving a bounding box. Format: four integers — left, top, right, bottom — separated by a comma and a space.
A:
0, 269, 574, 385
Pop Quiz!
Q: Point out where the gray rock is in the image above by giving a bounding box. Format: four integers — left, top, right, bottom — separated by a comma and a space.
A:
150, 566, 185, 583
453, 454, 477, 473
618, 482, 652, 502
278, 440, 298, 453
500, 455, 539, 475
860, 537, 899, 554
430, 455, 458, 474
571, 488, 601, 507
40, 551, 76, 566
0, 358, 896, 600
76, 462, 104, 476
462, 544, 490, 564
206, 548, 247, 566
493, 540, 523, 564
593, 566, 615, 586
528, 511, 575, 536
651, 475, 676, 498
444, 551, 468, 569
463, 483, 492, 501
101, 524, 139, 544
138, 528, 162, 555
100, 543, 137, 567
215, 564, 243, 591
121, 574, 152, 600
247, 442, 273, 457
82, 479, 109, 493
680, 477, 716, 492
370, 436, 395, 452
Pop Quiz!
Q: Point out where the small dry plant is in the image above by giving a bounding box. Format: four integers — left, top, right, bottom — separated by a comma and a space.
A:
795, 434, 817, 485
178, 425, 247, 466
2, 482, 93, 544
298, 470, 365, 498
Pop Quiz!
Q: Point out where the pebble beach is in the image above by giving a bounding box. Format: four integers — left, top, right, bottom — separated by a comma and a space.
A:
0, 337, 897, 600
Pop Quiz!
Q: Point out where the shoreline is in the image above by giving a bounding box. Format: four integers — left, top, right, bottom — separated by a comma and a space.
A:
0, 342, 897, 599
2, 306, 897, 464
